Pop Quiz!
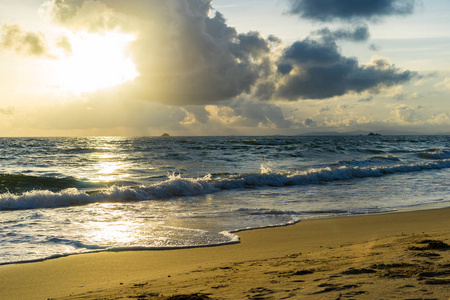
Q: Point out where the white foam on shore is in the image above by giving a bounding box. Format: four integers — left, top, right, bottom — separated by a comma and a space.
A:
0, 230, 241, 266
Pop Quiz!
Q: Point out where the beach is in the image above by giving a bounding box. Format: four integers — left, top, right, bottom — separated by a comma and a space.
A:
1, 0, 450, 297
2, 136, 450, 266
1, 0, 449, 297
1, 207, 449, 299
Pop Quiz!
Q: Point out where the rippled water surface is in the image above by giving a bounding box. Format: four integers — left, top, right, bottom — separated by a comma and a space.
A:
1, 135, 449, 264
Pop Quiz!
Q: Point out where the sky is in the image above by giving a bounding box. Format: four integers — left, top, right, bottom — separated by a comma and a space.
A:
0, 0, 449, 136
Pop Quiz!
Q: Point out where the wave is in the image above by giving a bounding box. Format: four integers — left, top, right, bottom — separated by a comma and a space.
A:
0, 230, 241, 266
236, 208, 299, 215
370, 155, 401, 162
1, 159, 450, 211
0, 174, 85, 194
418, 149, 450, 160
243, 139, 288, 146
335, 155, 401, 168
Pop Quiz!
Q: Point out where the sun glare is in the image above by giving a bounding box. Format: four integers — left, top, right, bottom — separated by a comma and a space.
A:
57, 32, 139, 94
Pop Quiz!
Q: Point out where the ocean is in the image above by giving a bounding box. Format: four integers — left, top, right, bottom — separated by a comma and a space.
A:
1, 135, 449, 265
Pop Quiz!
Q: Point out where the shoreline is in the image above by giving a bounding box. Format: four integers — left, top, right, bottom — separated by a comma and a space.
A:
1, 207, 449, 299
2, 201, 448, 268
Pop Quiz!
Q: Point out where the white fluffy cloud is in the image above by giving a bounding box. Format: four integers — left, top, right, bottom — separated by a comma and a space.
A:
434, 77, 450, 91
392, 105, 417, 123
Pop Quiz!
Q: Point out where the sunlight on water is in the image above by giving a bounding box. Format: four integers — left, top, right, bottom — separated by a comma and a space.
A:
88, 138, 133, 183
0, 135, 449, 264
83, 203, 142, 247
95, 161, 131, 183
90, 221, 138, 246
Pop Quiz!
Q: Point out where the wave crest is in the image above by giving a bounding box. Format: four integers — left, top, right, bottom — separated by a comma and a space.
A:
418, 149, 450, 160
1, 159, 450, 210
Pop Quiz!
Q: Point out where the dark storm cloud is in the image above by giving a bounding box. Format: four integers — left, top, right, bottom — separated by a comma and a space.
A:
278, 0, 418, 101
274, 38, 417, 100
45, 0, 274, 105
281, 38, 342, 67
314, 25, 370, 42
253, 81, 277, 100
126, 8, 273, 105
42, 0, 417, 106
287, 0, 416, 22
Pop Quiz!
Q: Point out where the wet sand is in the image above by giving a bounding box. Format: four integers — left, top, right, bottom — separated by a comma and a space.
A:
0, 208, 449, 299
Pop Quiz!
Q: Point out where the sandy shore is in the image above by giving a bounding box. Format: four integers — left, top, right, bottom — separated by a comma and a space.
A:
1, 208, 449, 299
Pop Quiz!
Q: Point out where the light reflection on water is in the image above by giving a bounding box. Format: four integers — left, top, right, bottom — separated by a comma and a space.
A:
0, 135, 449, 264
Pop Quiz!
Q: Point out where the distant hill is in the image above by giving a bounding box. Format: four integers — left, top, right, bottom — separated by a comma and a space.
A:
301, 131, 368, 136
300, 130, 429, 136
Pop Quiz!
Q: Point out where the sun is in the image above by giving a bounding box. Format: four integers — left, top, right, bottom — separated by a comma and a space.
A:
56, 31, 139, 94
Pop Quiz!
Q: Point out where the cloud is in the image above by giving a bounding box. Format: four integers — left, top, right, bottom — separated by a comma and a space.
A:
369, 43, 380, 51
56, 36, 72, 54
0, 107, 14, 115
0, 22, 72, 58
41, 0, 128, 33
313, 25, 370, 42
304, 118, 316, 126
125, 10, 274, 105
434, 77, 450, 91
0, 23, 51, 57
287, 0, 416, 22
428, 113, 450, 125
358, 96, 374, 102
273, 38, 416, 100
29, 94, 189, 134
393, 105, 417, 123
43, 0, 276, 105
200, 99, 296, 129
226, 99, 294, 128
181, 106, 211, 124
394, 93, 407, 101
39, 0, 417, 106
278, 1, 417, 102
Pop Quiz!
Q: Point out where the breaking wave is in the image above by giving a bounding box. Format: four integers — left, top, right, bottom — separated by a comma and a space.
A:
2, 159, 450, 211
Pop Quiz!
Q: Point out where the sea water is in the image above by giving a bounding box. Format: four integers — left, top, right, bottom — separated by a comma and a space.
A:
0, 135, 449, 264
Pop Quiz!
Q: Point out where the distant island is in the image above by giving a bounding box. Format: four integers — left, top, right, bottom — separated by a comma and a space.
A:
368, 132, 381, 136
161, 133, 170, 137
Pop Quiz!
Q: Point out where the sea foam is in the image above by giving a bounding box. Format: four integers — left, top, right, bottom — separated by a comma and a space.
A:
1, 159, 450, 210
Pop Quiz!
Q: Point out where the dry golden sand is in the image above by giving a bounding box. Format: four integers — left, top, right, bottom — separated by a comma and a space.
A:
0, 208, 449, 299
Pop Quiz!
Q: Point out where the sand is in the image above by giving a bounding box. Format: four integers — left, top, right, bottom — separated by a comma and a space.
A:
0, 208, 449, 299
